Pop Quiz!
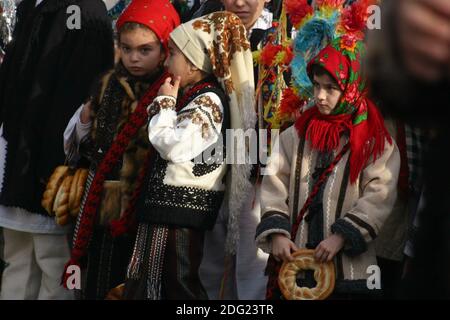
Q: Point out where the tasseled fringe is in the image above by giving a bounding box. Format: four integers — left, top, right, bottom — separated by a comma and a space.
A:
223, 84, 257, 256
126, 224, 149, 280
306, 118, 347, 152
146, 226, 169, 300
295, 102, 392, 185
348, 101, 392, 183
125, 223, 168, 300
147, 278, 162, 301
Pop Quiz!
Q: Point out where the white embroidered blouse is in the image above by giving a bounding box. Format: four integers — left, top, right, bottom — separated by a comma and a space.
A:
147, 93, 224, 164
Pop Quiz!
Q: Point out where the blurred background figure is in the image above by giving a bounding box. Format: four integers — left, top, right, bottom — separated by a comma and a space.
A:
103, 0, 132, 65
367, 0, 450, 299
103, 0, 131, 24
0, 0, 113, 299
0, 0, 19, 64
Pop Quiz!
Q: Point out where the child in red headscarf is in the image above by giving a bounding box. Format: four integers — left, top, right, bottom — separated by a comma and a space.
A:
62, 0, 180, 299
255, 37, 401, 299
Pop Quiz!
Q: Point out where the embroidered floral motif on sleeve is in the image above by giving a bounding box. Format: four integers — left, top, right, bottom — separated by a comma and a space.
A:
192, 95, 223, 123
175, 93, 223, 140
148, 97, 176, 116
159, 97, 176, 110
177, 110, 212, 139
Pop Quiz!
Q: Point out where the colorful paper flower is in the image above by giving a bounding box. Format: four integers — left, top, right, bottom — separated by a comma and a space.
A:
340, 0, 375, 33
260, 43, 282, 67
340, 34, 358, 53
278, 87, 306, 119
285, 0, 314, 28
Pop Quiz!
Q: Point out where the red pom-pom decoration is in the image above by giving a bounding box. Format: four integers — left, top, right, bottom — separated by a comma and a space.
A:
341, 0, 374, 33
260, 43, 282, 67
279, 88, 306, 119
285, 0, 314, 27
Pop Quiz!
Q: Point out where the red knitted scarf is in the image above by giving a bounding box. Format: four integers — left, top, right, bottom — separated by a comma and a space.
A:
297, 108, 353, 152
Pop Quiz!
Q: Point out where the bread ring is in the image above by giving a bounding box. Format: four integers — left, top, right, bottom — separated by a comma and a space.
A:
56, 213, 70, 226
41, 166, 70, 215
278, 249, 335, 300
53, 175, 73, 225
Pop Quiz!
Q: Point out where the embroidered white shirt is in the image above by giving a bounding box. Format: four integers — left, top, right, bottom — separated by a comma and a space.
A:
148, 93, 224, 163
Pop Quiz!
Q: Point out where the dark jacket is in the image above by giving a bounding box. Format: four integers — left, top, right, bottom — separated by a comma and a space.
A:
0, 0, 114, 215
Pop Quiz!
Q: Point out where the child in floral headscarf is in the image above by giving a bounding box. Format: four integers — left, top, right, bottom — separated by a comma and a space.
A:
255, 35, 401, 299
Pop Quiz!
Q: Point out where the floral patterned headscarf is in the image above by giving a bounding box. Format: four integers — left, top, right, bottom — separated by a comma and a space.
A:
308, 38, 367, 122
295, 37, 392, 183
170, 12, 257, 256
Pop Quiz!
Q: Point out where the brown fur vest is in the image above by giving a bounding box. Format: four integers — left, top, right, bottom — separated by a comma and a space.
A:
86, 64, 160, 225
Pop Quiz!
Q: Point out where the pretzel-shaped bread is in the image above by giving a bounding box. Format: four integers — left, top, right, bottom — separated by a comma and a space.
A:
278, 249, 335, 300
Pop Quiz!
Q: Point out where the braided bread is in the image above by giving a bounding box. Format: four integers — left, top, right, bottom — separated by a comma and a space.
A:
54, 175, 73, 226
41, 166, 70, 215
278, 249, 335, 300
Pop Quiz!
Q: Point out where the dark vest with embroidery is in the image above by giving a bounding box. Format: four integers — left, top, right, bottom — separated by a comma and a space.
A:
136, 80, 230, 230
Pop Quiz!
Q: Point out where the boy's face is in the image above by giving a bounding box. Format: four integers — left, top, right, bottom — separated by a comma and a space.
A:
164, 39, 195, 88
313, 73, 343, 115
222, 0, 270, 30
119, 27, 165, 77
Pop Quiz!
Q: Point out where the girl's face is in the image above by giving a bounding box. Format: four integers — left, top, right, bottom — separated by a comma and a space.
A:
164, 39, 195, 88
222, 0, 269, 30
313, 73, 343, 115
119, 27, 165, 77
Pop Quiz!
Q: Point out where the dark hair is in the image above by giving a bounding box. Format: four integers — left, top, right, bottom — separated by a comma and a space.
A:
310, 64, 340, 88
117, 22, 164, 53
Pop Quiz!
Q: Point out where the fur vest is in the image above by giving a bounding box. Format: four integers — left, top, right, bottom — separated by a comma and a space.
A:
83, 64, 162, 225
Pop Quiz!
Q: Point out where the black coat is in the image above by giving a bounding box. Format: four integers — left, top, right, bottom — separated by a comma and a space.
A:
0, 0, 114, 215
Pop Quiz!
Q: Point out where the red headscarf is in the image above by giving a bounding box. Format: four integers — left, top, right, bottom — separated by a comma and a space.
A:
295, 38, 392, 183
116, 0, 180, 53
